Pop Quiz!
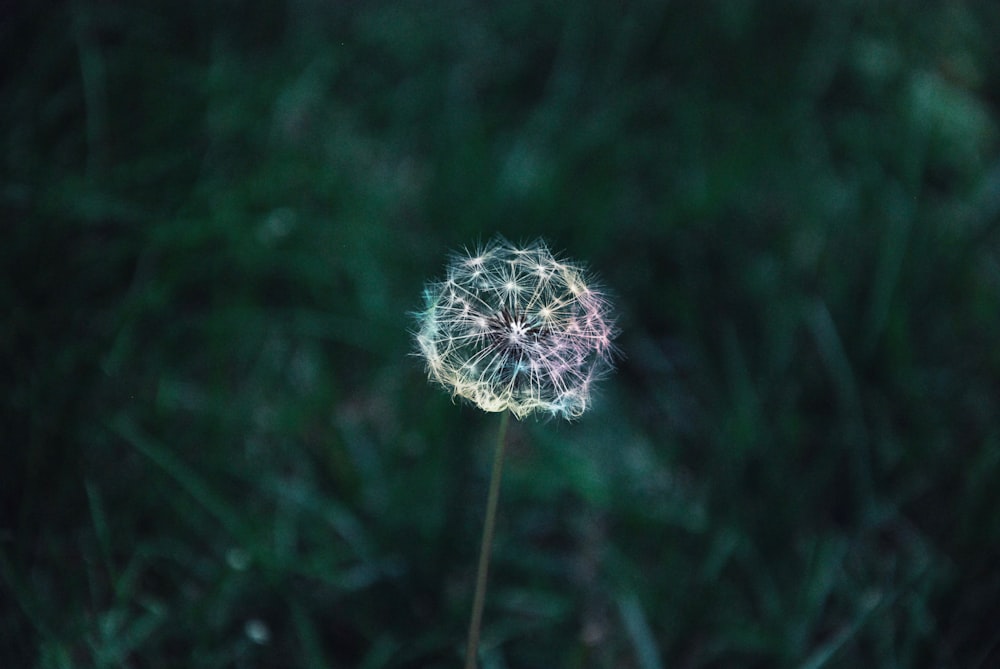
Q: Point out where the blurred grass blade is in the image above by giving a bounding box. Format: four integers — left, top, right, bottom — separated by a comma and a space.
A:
797, 591, 882, 669
807, 300, 875, 517
289, 599, 330, 669
864, 185, 913, 355
0, 551, 54, 639
85, 480, 116, 588
109, 414, 248, 538
90, 606, 167, 668
266, 477, 375, 561
806, 301, 860, 418
618, 591, 664, 669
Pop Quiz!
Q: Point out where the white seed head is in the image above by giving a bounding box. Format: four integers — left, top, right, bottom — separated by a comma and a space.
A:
414, 236, 617, 420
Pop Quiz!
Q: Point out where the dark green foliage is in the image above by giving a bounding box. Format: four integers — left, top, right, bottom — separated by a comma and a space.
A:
3, 1, 999, 667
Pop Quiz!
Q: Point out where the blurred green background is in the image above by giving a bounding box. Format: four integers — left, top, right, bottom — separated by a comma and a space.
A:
3, 1, 1000, 667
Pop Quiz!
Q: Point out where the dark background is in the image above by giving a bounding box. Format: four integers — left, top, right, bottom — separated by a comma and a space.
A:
3, 1, 1000, 667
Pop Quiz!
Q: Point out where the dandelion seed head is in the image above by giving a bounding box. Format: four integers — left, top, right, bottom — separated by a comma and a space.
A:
414, 236, 618, 420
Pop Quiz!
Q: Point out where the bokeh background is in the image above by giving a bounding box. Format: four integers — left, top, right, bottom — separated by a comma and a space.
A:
3, 1, 1000, 667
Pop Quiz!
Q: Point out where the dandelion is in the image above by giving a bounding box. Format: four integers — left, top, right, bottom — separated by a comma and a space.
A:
413, 235, 618, 668
414, 235, 617, 420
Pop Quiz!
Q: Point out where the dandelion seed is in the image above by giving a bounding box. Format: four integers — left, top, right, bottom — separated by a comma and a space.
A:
414, 236, 617, 420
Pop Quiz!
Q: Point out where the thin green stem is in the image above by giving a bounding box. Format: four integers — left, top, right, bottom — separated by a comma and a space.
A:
464, 410, 510, 669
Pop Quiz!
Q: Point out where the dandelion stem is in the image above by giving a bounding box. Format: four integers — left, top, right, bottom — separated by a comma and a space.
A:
464, 410, 510, 669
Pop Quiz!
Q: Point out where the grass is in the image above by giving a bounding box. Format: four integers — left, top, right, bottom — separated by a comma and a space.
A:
3, 1, 1000, 667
